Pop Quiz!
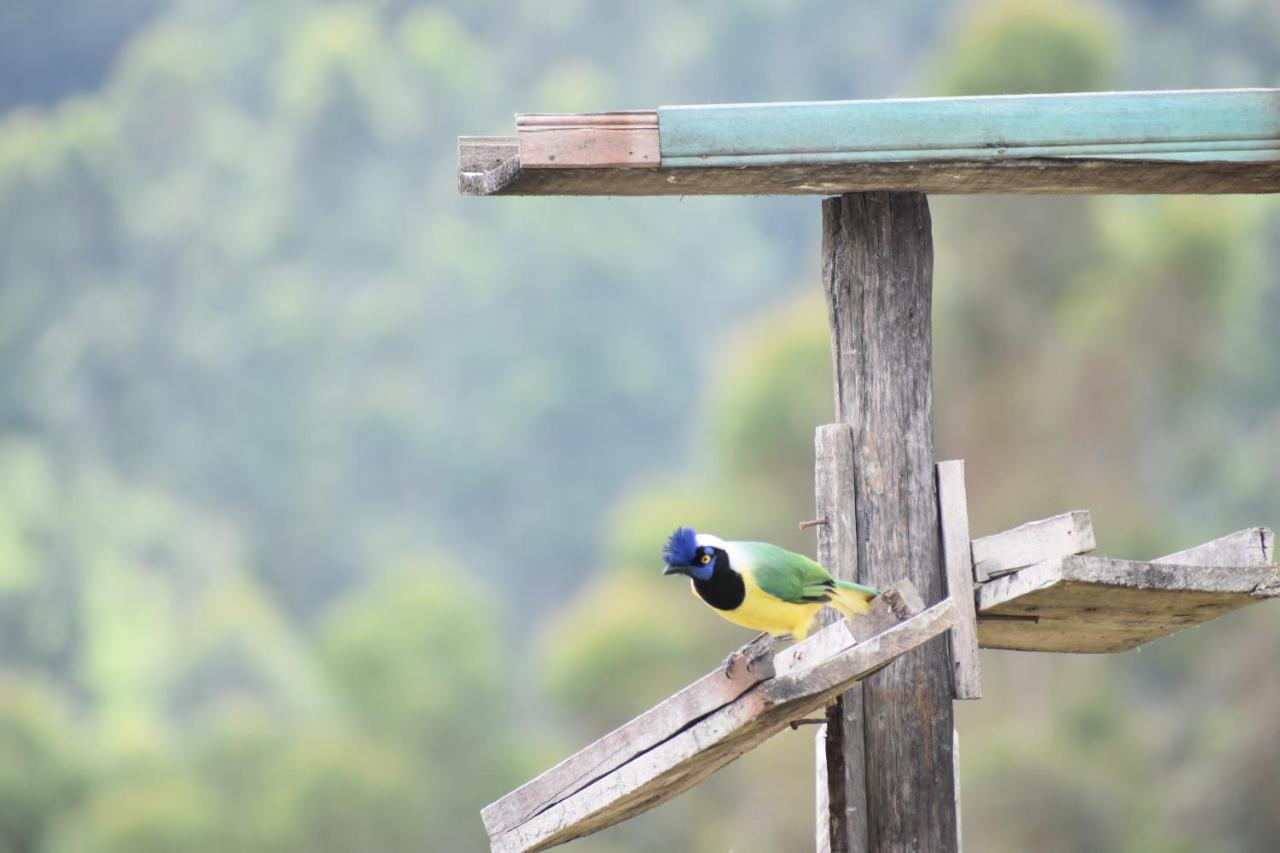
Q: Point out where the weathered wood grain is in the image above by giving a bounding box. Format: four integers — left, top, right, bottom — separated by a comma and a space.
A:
458, 139, 1280, 196
516, 111, 659, 168
816, 722, 832, 853
936, 460, 982, 699
976, 528, 1279, 653
814, 423, 866, 853
479, 643, 765, 838
488, 590, 953, 853
822, 193, 957, 852
458, 137, 520, 196
970, 510, 1095, 581
953, 728, 963, 852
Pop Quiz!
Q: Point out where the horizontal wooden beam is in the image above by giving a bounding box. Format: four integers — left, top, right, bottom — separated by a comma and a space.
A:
484, 582, 954, 853
458, 89, 1280, 196
970, 510, 1095, 581
976, 527, 1278, 653
458, 141, 1280, 196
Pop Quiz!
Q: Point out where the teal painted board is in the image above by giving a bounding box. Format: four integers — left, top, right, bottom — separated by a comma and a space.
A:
658, 89, 1280, 166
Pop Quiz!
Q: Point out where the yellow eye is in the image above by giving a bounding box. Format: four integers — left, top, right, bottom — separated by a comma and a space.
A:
700, 554, 711, 565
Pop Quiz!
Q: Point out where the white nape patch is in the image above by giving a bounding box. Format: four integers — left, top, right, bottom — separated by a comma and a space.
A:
695, 533, 729, 550
696, 533, 744, 575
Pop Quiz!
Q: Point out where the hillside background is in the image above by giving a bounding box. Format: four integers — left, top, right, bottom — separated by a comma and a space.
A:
1, 1, 1278, 850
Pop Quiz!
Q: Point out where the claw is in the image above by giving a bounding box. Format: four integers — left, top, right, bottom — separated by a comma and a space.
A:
724, 632, 776, 678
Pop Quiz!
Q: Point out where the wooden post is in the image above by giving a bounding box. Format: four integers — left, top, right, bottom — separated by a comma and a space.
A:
819, 193, 958, 852
814, 424, 867, 853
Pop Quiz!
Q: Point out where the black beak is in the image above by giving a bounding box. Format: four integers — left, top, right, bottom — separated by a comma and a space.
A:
663, 564, 688, 576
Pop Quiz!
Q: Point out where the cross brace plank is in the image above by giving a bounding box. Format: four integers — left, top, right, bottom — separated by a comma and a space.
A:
937, 460, 982, 698
483, 582, 956, 852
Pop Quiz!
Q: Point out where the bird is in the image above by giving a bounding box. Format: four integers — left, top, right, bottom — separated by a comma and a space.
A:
661, 526, 879, 673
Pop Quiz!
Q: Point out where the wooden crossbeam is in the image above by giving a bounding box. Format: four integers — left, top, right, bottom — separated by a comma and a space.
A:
483, 582, 956, 853
976, 527, 1278, 653
458, 89, 1280, 196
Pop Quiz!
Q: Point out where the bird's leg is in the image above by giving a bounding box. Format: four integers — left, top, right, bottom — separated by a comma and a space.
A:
722, 632, 777, 678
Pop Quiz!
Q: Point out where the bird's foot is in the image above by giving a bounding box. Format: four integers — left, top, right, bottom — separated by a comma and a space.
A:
723, 632, 776, 678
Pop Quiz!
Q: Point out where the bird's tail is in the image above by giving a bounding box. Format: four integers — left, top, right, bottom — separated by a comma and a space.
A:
827, 579, 879, 621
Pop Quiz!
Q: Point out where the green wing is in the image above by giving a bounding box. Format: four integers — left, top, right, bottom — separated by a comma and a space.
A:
735, 542, 839, 604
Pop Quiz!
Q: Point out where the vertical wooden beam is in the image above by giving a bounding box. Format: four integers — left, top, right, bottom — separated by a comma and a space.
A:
814, 424, 867, 853
821, 193, 958, 852
936, 460, 982, 699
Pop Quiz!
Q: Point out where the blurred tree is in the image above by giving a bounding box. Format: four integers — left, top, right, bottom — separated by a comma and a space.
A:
932, 0, 1117, 96
244, 729, 426, 853
49, 762, 222, 853
0, 683, 84, 853
0, 1, 163, 111
320, 559, 525, 851
0, 0, 1277, 851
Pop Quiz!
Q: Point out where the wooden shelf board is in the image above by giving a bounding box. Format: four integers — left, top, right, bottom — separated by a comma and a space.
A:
977, 528, 1277, 653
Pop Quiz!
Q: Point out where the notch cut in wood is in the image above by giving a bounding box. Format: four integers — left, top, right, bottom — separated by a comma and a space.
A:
971, 509, 1095, 581
483, 581, 953, 853
977, 527, 1278, 653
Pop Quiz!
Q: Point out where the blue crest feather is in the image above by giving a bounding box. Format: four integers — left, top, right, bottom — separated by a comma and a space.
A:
662, 527, 699, 566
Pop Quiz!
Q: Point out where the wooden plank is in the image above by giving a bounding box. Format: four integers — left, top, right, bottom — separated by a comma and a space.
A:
953, 727, 963, 852
1155, 526, 1274, 566
516, 111, 659, 168
459, 89, 1280, 196
485, 580, 927, 840
823, 192, 957, 852
970, 510, 1094, 581
936, 460, 982, 699
489, 593, 955, 853
483, 581, 919, 845
659, 90, 1280, 166
976, 528, 1279, 653
814, 423, 866, 853
457, 140, 1280, 195
815, 723, 832, 853
479, 641, 766, 838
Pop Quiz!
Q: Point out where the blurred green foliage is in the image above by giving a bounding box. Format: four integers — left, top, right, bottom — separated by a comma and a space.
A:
0, 0, 1277, 851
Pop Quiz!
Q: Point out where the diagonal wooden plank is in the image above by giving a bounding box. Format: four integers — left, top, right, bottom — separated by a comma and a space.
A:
488, 591, 956, 853
479, 644, 764, 838
482, 581, 919, 841
936, 460, 982, 699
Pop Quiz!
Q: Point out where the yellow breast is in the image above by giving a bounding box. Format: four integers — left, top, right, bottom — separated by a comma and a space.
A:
690, 571, 823, 641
